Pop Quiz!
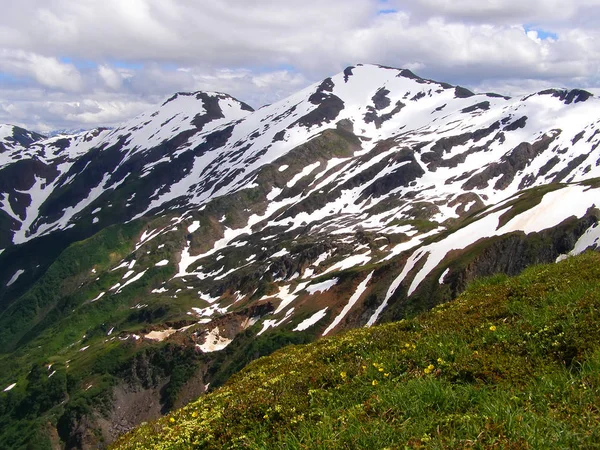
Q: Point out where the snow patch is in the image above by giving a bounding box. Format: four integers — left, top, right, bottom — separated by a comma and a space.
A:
145, 328, 177, 342
286, 162, 321, 188
323, 252, 371, 274
6, 269, 24, 287
188, 221, 200, 233
306, 278, 338, 295
123, 270, 135, 279
439, 268, 450, 284
266, 187, 282, 200
323, 271, 373, 335
294, 308, 328, 331
271, 248, 290, 258
557, 221, 600, 261
257, 308, 295, 335
197, 327, 232, 352
90, 292, 105, 302
199, 291, 220, 303
152, 287, 168, 294
115, 270, 147, 293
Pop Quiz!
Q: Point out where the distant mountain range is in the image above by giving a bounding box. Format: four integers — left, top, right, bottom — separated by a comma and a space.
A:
0, 64, 598, 449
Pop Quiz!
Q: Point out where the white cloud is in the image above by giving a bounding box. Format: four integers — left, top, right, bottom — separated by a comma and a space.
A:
98, 65, 123, 90
393, 0, 600, 25
0, 1, 598, 131
0, 49, 83, 91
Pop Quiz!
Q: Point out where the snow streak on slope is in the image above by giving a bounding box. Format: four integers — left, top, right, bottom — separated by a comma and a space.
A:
3, 65, 600, 253
368, 182, 600, 323
3, 65, 600, 350
323, 271, 373, 335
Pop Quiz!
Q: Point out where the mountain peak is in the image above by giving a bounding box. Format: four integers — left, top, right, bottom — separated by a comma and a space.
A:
1, 64, 600, 448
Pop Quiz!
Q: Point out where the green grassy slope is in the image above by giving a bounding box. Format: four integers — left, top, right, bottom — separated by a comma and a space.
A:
113, 251, 600, 449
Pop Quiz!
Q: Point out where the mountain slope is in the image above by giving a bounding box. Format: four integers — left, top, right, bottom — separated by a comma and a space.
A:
112, 251, 600, 449
0, 64, 599, 449
2, 65, 599, 295
2, 65, 600, 249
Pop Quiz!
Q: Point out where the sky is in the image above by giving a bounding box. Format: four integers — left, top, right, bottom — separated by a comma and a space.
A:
0, 0, 599, 133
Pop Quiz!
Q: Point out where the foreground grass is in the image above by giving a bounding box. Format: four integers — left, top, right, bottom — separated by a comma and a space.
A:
113, 252, 600, 449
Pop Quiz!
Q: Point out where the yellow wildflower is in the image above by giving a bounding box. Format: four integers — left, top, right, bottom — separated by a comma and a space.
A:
169, 417, 175, 423
372, 380, 378, 386
489, 325, 497, 331
340, 371, 347, 379
384, 372, 390, 377
378, 368, 384, 372
191, 411, 198, 418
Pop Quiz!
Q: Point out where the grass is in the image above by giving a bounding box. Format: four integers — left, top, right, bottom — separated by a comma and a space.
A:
113, 251, 600, 449
0, 220, 145, 352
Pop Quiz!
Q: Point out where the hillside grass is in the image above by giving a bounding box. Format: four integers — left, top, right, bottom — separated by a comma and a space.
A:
113, 251, 600, 449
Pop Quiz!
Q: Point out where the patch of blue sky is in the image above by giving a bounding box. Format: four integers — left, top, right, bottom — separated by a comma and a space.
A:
59, 57, 148, 71
377, 0, 397, 14
58, 56, 97, 69
0, 72, 27, 87
524, 25, 558, 40
110, 60, 144, 70
0, 72, 18, 81
248, 63, 297, 73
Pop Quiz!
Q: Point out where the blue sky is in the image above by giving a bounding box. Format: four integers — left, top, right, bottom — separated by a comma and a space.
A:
524, 26, 558, 40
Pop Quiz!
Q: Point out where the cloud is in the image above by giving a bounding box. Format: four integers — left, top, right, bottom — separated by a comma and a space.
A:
391, 0, 600, 25
339, 13, 600, 83
0, 49, 83, 91
0, 1, 598, 131
98, 65, 123, 90
0, 87, 154, 133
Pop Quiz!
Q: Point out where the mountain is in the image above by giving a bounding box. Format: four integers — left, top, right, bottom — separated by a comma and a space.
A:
112, 251, 600, 449
0, 64, 599, 449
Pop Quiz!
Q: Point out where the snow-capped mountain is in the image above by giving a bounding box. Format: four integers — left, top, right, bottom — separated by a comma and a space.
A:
2, 61, 600, 331
0, 64, 599, 448
1, 65, 599, 251
0, 124, 45, 161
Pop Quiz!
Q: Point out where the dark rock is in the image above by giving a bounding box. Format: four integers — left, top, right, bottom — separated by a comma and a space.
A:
537, 156, 561, 177
343, 66, 354, 83
272, 130, 286, 142
463, 134, 557, 191
550, 154, 589, 183
292, 95, 345, 128
572, 131, 585, 145
372, 88, 391, 110
461, 101, 490, 114
454, 86, 475, 98
538, 88, 593, 105
504, 116, 528, 131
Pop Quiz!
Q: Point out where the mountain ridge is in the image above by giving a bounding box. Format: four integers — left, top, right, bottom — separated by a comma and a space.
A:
0, 64, 599, 449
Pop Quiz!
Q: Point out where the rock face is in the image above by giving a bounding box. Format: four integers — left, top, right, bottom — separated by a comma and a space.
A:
1, 64, 600, 449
